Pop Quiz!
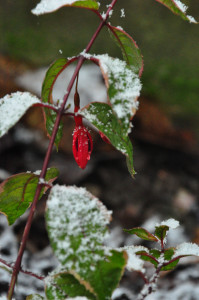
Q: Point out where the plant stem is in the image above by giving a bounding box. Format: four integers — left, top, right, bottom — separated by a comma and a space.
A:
7, 1, 118, 298
0, 258, 44, 281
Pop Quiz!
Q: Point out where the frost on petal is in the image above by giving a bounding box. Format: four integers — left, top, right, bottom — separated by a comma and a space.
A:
174, 242, 199, 258
156, 218, 180, 230
0, 92, 40, 137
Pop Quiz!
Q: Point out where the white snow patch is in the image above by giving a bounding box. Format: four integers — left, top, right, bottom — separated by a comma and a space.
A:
0, 92, 40, 137
174, 242, 199, 257
156, 218, 179, 229
119, 245, 148, 273
120, 8, 125, 18
174, 0, 187, 13
32, 0, 89, 15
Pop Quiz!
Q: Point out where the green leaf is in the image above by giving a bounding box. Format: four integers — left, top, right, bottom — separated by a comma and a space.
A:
154, 0, 197, 23
149, 249, 161, 259
26, 295, 45, 300
45, 272, 96, 300
0, 168, 58, 225
85, 250, 127, 300
164, 248, 175, 261
46, 185, 127, 300
108, 25, 143, 76
42, 58, 69, 148
124, 227, 158, 241
155, 225, 169, 241
136, 251, 158, 268
81, 102, 135, 176
95, 54, 142, 134
32, 0, 99, 16
0, 92, 40, 138
161, 258, 179, 271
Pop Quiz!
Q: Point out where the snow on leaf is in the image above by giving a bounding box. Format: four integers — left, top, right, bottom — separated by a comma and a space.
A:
156, 218, 180, 229
46, 185, 127, 300
0, 168, 58, 225
96, 54, 141, 134
0, 92, 40, 138
173, 242, 199, 258
46, 185, 112, 271
154, 0, 197, 23
81, 102, 135, 176
119, 246, 149, 273
32, 0, 99, 16
108, 25, 143, 76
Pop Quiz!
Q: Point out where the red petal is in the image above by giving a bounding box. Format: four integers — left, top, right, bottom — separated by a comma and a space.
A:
72, 126, 93, 169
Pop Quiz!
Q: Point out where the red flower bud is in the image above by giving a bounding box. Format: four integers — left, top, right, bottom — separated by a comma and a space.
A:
72, 125, 93, 169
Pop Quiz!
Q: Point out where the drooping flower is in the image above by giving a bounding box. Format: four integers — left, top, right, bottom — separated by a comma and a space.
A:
72, 125, 93, 169
72, 91, 93, 169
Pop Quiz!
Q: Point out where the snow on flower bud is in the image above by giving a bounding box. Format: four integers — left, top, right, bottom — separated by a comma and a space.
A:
72, 125, 93, 169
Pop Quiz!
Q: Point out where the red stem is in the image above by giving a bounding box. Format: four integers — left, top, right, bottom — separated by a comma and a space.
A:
7, 1, 118, 298
0, 258, 44, 281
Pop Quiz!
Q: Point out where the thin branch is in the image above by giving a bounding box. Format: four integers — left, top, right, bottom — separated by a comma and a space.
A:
7, 0, 119, 298
0, 258, 44, 281
33, 102, 59, 113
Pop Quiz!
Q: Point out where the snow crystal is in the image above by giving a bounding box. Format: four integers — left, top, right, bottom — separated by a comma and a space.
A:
59, 49, 63, 54
0, 92, 40, 137
32, 0, 84, 15
173, 242, 199, 257
101, 11, 106, 19
187, 15, 197, 23
174, 0, 197, 23
116, 25, 123, 30
120, 8, 125, 18
156, 218, 179, 229
174, 0, 188, 13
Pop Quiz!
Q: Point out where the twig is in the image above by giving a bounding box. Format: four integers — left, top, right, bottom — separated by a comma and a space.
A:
0, 258, 44, 281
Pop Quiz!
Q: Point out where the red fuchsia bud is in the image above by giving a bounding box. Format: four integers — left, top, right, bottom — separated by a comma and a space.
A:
99, 131, 111, 144
72, 125, 93, 169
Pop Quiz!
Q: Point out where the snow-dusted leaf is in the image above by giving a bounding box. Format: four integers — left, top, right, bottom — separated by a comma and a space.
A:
154, 0, 197, 23
45, 272, 96, 300
124, 227, 158, 241
121, 246, 149, 273
81, 102, 135, 176
92, 54, 141, 134
0, 92, 40, 138
42, 58, 70, 148
32, 0, 99, 16
173, 242, 199, 258
108, 25, 143, 76
26, 295, 45, 300
46, 185, 127, 299
0, 167, 58, 225
155, 218, 179, 240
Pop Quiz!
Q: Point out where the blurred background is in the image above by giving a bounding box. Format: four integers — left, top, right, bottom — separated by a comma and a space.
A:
0, 0, 199, 299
